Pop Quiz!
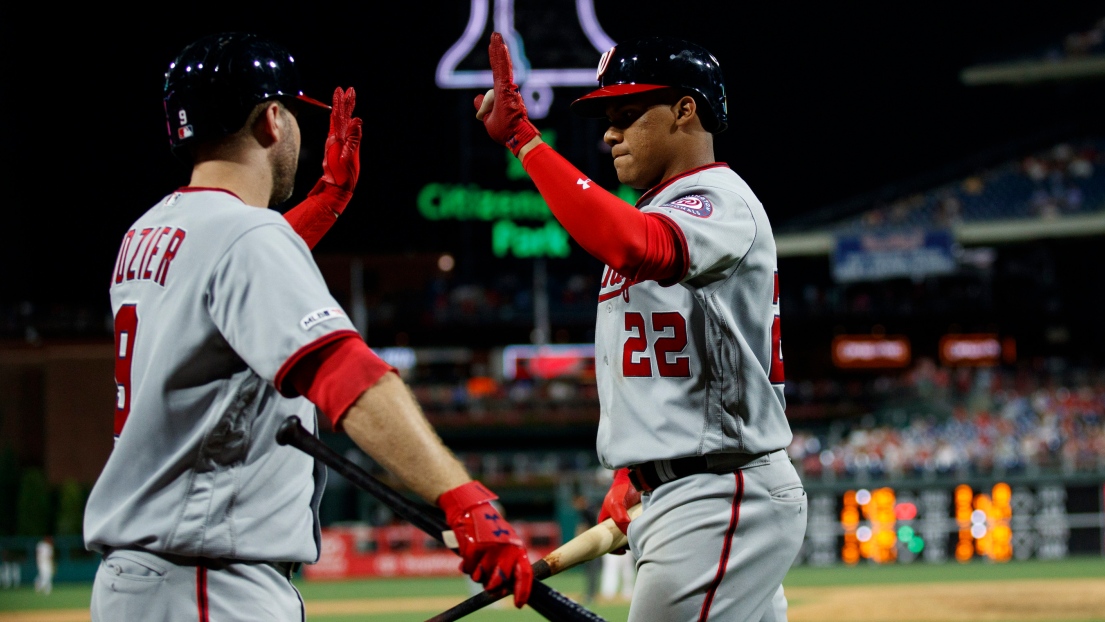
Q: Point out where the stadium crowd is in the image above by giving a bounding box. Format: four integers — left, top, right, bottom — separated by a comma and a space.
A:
788, 360, 1105, 479
842, 138, 1104, 232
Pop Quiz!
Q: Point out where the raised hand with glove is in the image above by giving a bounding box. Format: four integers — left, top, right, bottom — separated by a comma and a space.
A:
437, 480, 533, 608
474, 33, 541, 157
283, 86, 362, 249
598, 468, 641, 554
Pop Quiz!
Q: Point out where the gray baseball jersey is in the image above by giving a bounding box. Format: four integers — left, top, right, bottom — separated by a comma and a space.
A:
84, 188, 358, 563
595, 164, 791, 468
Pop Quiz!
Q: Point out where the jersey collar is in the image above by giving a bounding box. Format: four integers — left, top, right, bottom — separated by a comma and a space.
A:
635, 163, 730, 207
176, 186, 245, 203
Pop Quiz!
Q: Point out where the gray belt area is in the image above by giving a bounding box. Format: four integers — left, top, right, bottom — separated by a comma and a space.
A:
103, 548, 301, 579
628, 448, 789, 492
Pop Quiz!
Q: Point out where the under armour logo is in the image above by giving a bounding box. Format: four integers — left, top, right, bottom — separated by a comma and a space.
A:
493, 527, 510, 537
577, 178, 592, 190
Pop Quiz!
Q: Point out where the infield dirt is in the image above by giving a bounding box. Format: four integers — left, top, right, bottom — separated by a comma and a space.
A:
785, 577, 1105, 621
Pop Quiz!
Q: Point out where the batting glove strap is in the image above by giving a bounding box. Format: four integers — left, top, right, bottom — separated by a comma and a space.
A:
437, 481, 499, 523
306, 179, 354, 215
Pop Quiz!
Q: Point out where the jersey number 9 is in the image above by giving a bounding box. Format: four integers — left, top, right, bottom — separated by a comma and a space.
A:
113, 304, 138, 438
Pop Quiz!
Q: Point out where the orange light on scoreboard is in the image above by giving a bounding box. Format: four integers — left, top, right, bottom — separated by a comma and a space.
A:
989, 483, 1013, 562
974, 493, 994, 558
870, 488, 898, 563
844, 488, 898, 564
955, 484, 974, 562
954, 483, 1013, 562
841, 490, 860, 565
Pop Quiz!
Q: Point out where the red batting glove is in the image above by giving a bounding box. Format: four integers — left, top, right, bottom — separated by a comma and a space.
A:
316, 86, 361, 199
284, 87, 362, 249
473, 32, 540, 156
598, 468, 640, 554
438, 481, 533, 608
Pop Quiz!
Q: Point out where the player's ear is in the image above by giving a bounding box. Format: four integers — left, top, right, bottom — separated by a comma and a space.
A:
253, 101, 285, 148
673, 95, 699, 129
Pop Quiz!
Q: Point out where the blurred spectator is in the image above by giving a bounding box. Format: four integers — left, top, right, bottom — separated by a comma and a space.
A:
573, 494, 601, 606
0, 551, 20, 589
35, 537, 53, 595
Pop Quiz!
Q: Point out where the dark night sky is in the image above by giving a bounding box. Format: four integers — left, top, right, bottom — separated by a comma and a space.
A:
3, 2, 1102, 305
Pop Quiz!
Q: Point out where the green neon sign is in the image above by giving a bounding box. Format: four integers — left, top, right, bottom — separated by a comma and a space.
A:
417, 182, 641, 222
417, 128, 641, 258
417, 184, 555, 221
493, 220, 570, 258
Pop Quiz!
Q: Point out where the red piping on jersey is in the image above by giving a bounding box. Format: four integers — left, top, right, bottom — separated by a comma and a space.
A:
196, 565, 209, 622
177, 186, 245, 203
598, 278, 638, 303
635, 163, 730, 207
699, 471, 744, 621
274, 329, 361, 395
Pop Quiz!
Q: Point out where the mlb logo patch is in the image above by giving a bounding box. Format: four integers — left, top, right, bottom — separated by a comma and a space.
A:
300, 307, 346, 331
661, 195, 714, 218
178, 125, 194, 139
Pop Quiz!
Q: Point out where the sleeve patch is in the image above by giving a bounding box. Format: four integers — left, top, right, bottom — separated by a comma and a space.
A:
300, 307, 347, 331
661, 195, 713, 218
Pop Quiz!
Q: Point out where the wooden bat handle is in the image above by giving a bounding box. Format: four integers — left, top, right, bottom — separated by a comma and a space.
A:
426, 503, 643, 621
542, 503, 642, 575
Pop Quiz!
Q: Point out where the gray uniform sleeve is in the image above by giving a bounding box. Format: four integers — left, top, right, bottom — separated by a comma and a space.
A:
206, 222, 358, 387
643, 186, 758, 287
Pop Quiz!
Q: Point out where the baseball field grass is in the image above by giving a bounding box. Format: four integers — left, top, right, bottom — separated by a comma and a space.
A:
0, 557, 1102, 621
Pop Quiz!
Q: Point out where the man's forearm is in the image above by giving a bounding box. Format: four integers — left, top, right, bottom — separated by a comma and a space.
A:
340, 372, 470, 503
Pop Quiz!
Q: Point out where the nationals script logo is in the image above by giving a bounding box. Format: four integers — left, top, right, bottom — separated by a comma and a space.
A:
661, 195, 713, 218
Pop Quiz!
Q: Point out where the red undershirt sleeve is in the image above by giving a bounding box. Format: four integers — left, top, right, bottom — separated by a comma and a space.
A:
283, 180, 345, 250
521, 143, 685, 283
285, 334, 396, 429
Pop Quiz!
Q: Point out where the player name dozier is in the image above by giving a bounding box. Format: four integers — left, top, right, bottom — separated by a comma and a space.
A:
112, 226, 187, 287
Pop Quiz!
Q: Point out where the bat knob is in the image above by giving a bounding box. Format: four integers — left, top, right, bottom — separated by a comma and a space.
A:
276, 415, 302, 446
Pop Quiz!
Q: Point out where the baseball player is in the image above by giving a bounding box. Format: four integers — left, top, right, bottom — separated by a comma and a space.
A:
84, 32, 532, 621
475, 34, 807, 621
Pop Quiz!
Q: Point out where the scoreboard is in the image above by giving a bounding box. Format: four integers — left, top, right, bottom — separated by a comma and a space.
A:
801, 480, 1104, 565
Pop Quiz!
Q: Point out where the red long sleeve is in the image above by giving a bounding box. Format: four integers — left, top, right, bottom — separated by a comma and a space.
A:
283, 180, 351, 250
285, 335, 395, 428
522, 143, 683, 283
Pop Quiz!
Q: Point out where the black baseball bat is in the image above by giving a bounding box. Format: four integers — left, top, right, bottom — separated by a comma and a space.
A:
276, 415, 607, 622
426, 559, 553, 622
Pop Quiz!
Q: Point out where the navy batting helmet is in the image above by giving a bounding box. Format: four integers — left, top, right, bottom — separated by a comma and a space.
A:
570, 36, 728, 133
163, 32, 329, 154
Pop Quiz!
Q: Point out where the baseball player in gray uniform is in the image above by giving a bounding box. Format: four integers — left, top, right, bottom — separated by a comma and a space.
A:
84, 32, 532, 621
475, 34, 807, 621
